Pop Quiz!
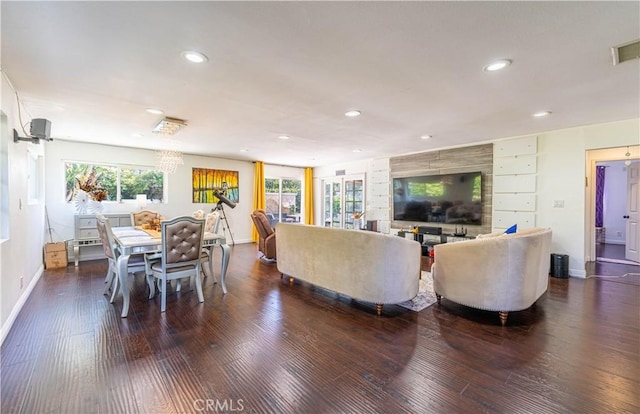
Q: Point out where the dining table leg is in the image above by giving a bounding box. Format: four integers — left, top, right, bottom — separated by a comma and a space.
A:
218, 243, 230, 294
116, 253, 131, 318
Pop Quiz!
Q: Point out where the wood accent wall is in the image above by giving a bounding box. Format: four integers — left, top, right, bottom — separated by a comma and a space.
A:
390, 144, 493, 236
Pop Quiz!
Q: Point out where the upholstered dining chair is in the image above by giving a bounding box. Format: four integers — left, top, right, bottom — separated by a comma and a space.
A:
131, 209, 160, 227
251, 209, 276, 261
190, 209, 222, 282
147, 216, 205, 312
96, 214, 149, 303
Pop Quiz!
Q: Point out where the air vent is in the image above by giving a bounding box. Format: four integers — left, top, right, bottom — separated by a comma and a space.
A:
611, 39, 640, 65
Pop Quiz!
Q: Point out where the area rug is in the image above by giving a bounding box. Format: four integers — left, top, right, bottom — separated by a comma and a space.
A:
397, 271, 437, 312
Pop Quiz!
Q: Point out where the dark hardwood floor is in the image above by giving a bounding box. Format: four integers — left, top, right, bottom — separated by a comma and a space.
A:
2, 244, 639, 413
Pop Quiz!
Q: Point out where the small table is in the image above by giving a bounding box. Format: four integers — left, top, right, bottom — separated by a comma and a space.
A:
111, 226, 230, 318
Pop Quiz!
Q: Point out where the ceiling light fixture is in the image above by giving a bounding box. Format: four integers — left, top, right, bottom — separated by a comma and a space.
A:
420, 135, 432, 140
278, 135, 291, 140
345, 110, 361, 117
152, 117, 187, 135
146, 108, 164, 115
181, 50, 209, 64
624, 146, 632, 166
156, 150, 184, 174
532, 111, 552, 117
483, 59, 512, 72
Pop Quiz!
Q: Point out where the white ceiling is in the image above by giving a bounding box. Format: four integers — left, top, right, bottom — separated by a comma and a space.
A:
2, 1, 639, 167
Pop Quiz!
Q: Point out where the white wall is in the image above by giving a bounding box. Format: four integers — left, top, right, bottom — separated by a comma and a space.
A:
312, 118, 640, 278
1, 74, 47, 343
44, 140, 255, 262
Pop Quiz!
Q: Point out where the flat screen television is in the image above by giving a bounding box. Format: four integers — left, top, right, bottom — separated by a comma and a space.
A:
393, 171, 482, 225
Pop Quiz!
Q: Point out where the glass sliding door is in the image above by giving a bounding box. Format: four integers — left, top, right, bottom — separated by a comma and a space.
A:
266, 177, 302, 227
322, 175, 365, 229
344, 178, 364, 229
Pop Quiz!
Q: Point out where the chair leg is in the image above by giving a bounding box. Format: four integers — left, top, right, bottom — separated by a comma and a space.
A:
195, 266, 204, 303
103, 265, 116, 295
109, 274, 119, 304
103, 264, 113, 284
147, 274, 156, 299
161, 275, 167, 312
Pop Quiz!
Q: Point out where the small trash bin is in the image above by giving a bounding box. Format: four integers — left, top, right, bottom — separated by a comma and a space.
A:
550, 253, 569, 278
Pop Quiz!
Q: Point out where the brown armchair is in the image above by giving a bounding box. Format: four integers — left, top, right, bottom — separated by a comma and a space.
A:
251, 209, 277, 261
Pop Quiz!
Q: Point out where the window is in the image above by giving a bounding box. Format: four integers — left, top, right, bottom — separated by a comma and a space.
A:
64, 162, 165, 203
265, 177, 302, 226
0, 112, 9, 239
28, 149, 43, 204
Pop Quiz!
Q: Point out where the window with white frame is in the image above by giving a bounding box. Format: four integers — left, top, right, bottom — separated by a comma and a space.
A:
64, 162, 165, 203
0, 112, 9, 239
265, 177, 302, 226
28, 149, 43, 204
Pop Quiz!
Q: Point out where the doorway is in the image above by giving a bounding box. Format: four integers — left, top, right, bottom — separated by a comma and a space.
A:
595, 160, 631, 263
586, 145, 640, 265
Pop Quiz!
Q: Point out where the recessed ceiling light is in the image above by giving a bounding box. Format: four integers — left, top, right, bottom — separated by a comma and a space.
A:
181, 50, 209, 63
420, 135, 432, 140
146, 108, 164, 115
532, 111, 552, 117
345, 110, 361, 117
278, 135, 291, 140
483, 59, 512, 72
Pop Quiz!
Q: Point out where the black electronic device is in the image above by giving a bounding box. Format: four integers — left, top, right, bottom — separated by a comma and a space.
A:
30, 118, 52, 140
392, 171, 482, 225
418, 226, 442, 235
13, 118, 53, 144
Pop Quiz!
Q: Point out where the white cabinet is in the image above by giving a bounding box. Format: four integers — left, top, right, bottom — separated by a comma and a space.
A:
72, 213, 131, 266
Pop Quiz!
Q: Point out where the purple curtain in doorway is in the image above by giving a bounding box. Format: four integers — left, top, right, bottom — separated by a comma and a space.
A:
595, 166, 605, 227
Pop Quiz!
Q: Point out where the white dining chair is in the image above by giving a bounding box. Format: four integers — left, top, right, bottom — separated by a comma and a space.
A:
96, 214, 149, 303
147, 216, 205, 312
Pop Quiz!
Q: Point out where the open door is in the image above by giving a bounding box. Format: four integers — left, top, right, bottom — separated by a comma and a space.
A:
625, 161, 639, 262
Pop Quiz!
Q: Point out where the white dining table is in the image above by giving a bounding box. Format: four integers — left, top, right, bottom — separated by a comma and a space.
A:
111, 226, 230, 317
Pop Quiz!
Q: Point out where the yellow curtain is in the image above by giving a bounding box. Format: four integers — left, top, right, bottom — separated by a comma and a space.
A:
304, 167, 314, 225
252, 161, 266, 242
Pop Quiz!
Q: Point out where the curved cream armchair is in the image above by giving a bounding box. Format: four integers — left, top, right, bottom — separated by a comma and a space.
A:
276, 223, 421, 315
432, 227, 552, 325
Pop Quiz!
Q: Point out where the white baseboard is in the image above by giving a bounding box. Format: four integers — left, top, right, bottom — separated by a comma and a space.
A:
569, 268, 587, 278
0, 264, 44, 346
603, 240, 625, 245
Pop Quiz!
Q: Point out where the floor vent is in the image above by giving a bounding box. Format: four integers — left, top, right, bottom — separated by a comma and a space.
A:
611, 39, 640, 65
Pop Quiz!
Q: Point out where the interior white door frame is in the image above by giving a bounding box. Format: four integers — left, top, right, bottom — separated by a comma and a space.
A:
625, 161, 639, 262
585, 146, 640, 262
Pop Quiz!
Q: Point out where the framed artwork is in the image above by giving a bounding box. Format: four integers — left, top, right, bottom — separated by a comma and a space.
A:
192, 168, 239, 203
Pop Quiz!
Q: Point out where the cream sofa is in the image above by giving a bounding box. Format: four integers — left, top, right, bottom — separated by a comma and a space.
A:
276, 223, 421, 315
432, 227, 552, 325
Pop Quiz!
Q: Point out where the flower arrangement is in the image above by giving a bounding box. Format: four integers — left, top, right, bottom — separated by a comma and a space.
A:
76, 170, 108, 201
